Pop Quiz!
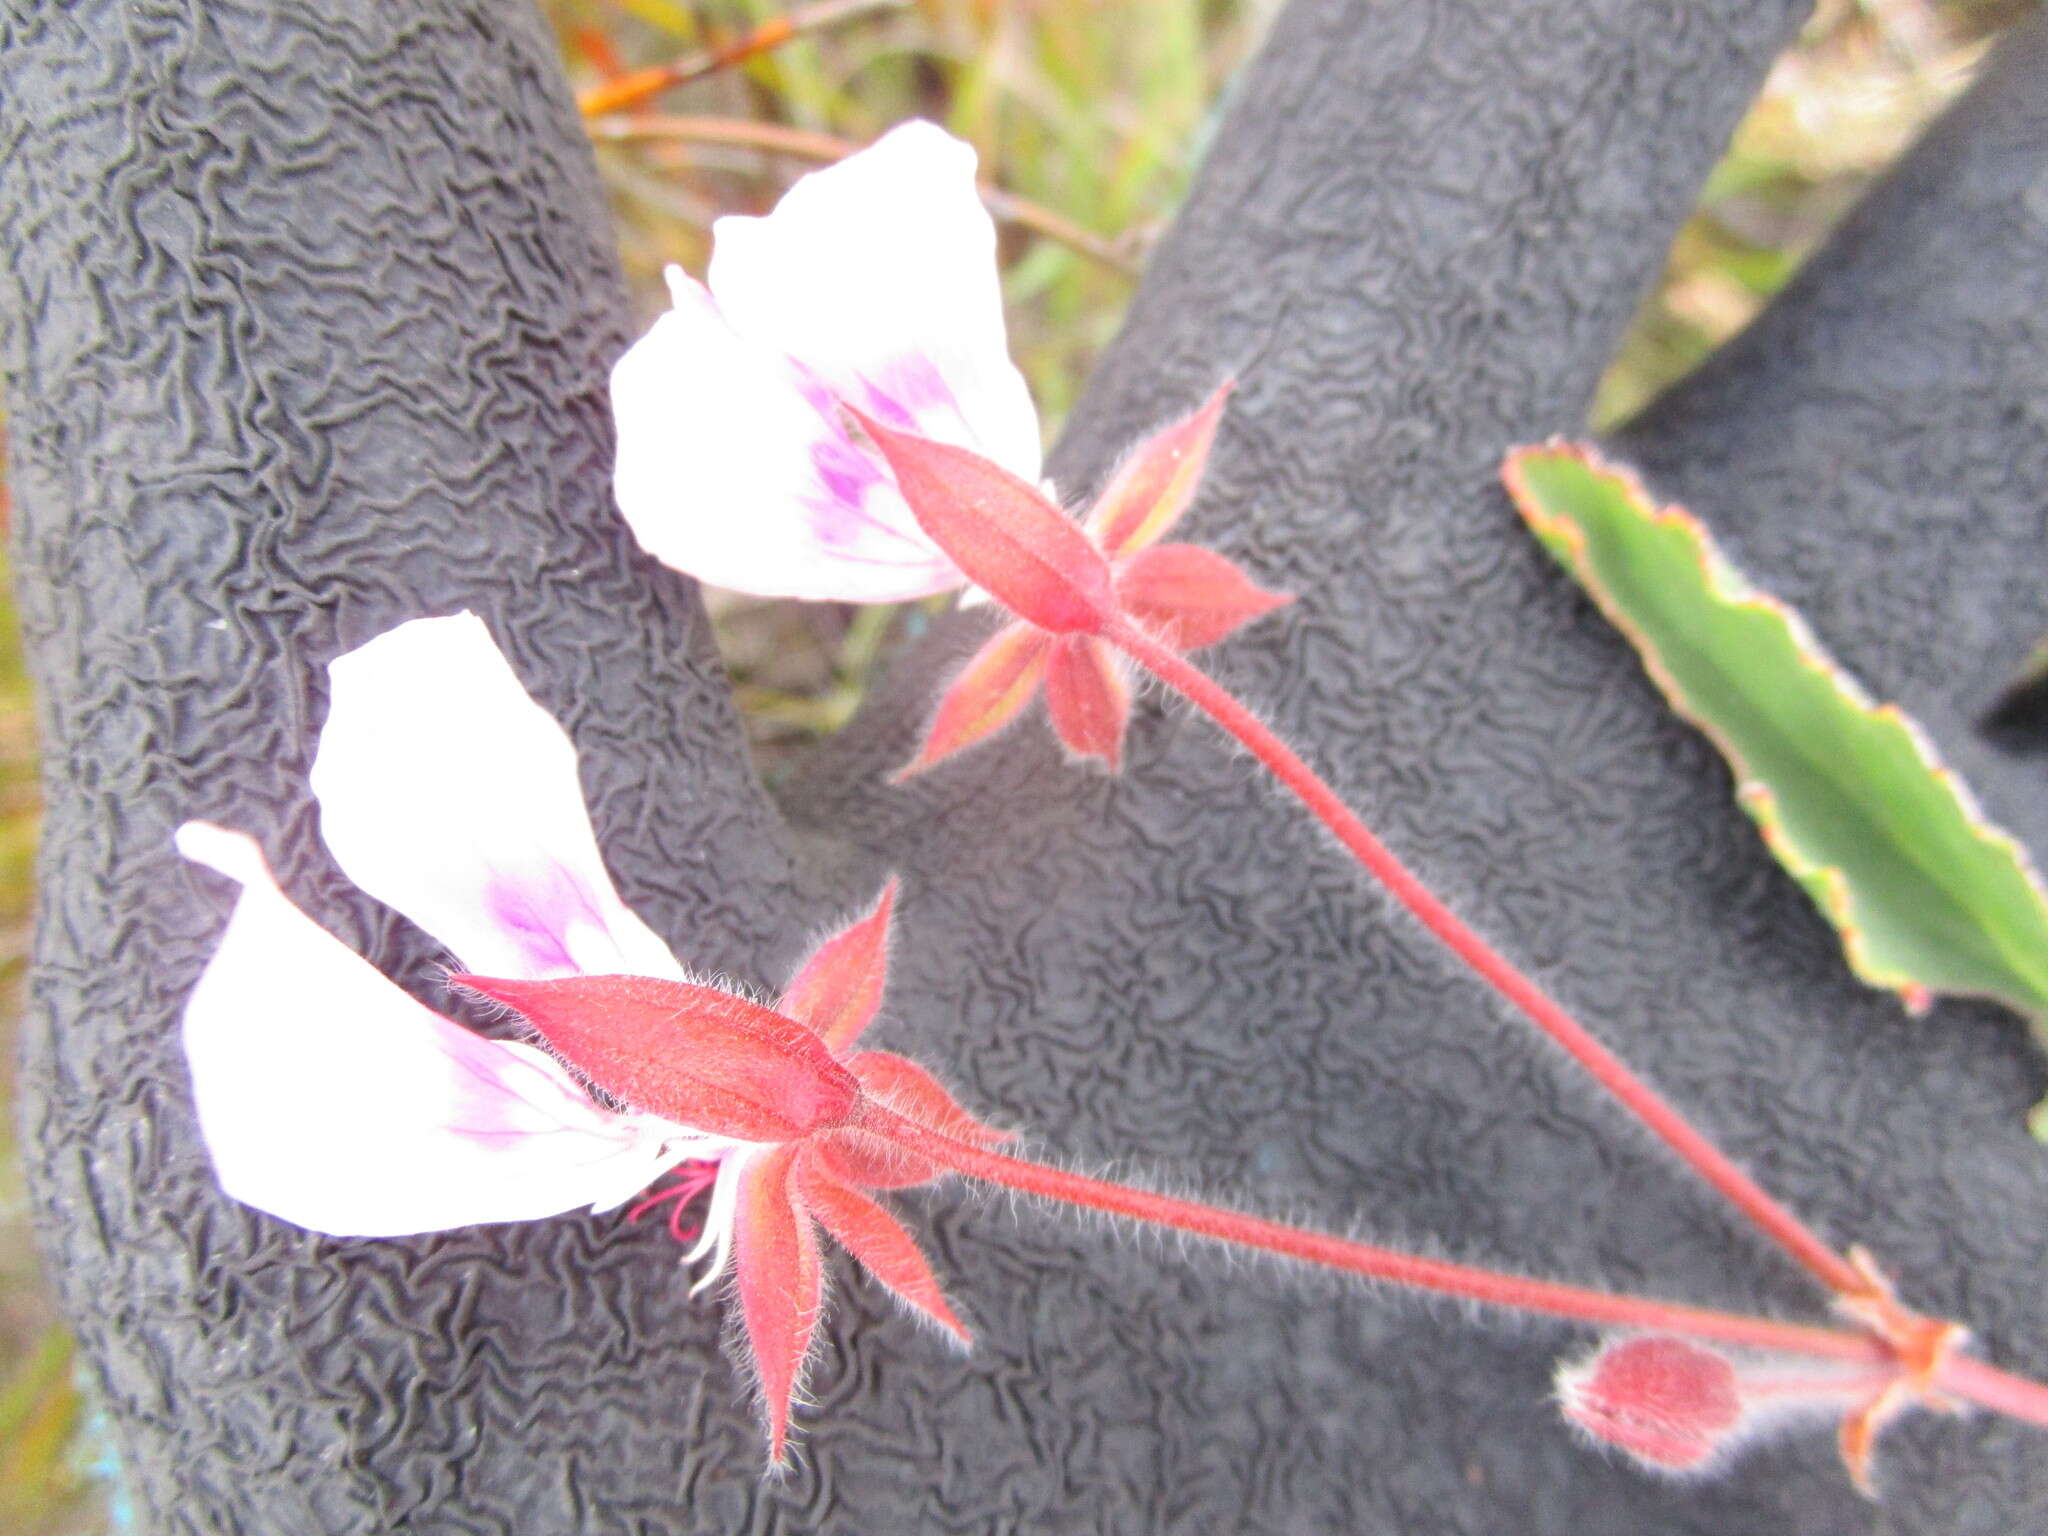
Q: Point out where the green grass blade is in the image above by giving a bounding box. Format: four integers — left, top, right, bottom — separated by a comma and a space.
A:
1503, 441, 2048, 1130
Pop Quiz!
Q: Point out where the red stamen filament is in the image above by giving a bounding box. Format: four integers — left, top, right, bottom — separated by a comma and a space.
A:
1104, 617, 1869, 1301
626, 1159, 722, 1244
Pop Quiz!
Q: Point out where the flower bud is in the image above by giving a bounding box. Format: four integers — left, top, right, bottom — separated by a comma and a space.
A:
1557, 1334, 1743, 1473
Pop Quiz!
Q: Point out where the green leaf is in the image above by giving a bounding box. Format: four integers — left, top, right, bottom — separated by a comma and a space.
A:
1502, 441, 2048, 1131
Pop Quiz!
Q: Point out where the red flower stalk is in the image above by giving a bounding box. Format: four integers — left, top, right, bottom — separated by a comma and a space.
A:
458, 884, 2048, 1481
853, 387, 1934, 1330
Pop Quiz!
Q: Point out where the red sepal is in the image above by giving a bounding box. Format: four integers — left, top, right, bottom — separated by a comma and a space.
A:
796, 1151, 970, 1345
812, 1051, 1008, 1190
1086, 380, 1233, 558
849, 407, 1115, 635
1043, 636, 1130, 771
450, 973, 859, 1143
896, 623, 1051, 780
852, 1050, 1008, 1146
779, 881, 896, 1054
1113, 543, 1292, 652
732, 1146, 822, 1466
807, 1124, 930, 1191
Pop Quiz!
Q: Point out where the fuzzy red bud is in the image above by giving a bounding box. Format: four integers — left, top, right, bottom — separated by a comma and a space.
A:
848, 406, 1116, 634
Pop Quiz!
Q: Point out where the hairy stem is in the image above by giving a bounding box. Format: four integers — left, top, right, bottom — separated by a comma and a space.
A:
862, 1103, 2048, 1431
1940, 1356, 2048, 1429
863, 1103, 1874, 1361
1104, 618, 1869, 1299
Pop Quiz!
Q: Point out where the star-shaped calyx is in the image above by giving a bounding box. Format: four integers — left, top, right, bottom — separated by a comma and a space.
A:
456, 882, 1005, 1465
850, 382, 1292, 776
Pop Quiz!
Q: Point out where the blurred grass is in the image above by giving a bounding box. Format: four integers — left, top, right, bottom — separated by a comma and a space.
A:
0, 0, 2020, 1526
0, 435, 94, 1534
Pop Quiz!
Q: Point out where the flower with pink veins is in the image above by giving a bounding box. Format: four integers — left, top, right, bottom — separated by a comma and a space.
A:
607, 119, 1289, 774
177, 613, 1002, 1457
176, 613, 725, 1239
853, 383, 1292, 775
610, 119, 1042, 603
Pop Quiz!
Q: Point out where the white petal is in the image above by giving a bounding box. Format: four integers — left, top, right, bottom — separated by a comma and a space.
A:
683, 1145, 758, 1294
708, 120, 1041, 484
611, 272, 964, 602
174, 822, 691, 1238
311, 613, 684, 981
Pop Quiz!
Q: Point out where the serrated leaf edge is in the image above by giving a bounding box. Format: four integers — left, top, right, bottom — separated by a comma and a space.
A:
1502, 437, 2048, 1029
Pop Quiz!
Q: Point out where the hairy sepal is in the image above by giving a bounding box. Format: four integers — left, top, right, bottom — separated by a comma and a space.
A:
451, 973, 860, 1142
1043, 637, 1130, 770
1086, 380, 1234, 558
1113, 542, 1292, 652
780, 881, 897, 1054
732, 1146, 823, 1466
897, 623, 1051, 779
849, 407, 1115, 634
796, 1152, 971, 1345
811, 1051, 1008, 1190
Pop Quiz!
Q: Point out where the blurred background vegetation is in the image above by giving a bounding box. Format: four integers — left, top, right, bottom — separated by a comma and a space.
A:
0, 0, 2029, 1527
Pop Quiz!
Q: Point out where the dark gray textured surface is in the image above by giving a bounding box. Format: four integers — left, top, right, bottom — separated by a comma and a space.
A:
6, 0, 2047, 1530
1613, 16, 2048, 862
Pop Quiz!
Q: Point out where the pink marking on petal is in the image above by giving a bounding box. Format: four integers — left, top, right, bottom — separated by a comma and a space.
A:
853, 352, 977, 449
479, 869, 615, 978
313, 614, 687, 984
612, 274, 963, 602
174, 822, 679, 1238
707, 120, 1042, 488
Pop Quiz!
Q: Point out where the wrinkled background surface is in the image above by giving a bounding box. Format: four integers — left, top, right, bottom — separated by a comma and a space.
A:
1, 1, 2044, 1531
